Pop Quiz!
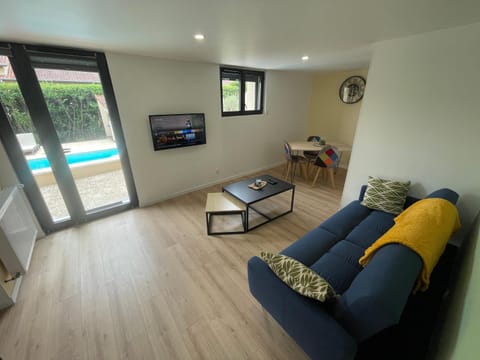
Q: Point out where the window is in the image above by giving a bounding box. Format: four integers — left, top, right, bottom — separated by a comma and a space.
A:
220, 67, 264, 116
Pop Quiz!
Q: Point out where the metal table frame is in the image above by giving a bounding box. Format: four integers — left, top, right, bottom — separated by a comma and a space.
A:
222, 175, 295, 232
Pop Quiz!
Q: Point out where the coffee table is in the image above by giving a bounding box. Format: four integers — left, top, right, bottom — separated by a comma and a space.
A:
222, 174, 295, 232
205, 192, 246, 235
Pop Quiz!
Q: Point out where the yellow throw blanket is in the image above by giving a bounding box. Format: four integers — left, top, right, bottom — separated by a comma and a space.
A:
359, 198, 461, 293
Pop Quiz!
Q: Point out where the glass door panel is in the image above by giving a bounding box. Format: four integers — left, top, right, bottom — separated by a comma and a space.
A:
0, 55, 70, 222
33, 67, 130, 213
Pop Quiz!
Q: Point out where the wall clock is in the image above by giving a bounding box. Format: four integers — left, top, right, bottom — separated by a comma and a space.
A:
339, 76, 366, 104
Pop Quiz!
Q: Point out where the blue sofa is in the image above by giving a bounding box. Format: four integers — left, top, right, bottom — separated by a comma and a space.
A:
247, 186, 459, 360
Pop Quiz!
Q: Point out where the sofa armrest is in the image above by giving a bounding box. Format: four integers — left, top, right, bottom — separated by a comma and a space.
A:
425, 188, 459, 204
248, 256, 357, 360
334, 244, 422, 341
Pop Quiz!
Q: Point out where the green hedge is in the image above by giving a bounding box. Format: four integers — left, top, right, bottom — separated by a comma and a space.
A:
0, 82, 106, 143
222, 81, 240, 111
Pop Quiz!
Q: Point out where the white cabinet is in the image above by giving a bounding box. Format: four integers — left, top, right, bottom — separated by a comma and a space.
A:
0, 185, 37, 309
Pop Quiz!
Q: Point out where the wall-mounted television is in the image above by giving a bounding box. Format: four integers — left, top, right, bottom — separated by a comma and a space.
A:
149, 113, 206, 151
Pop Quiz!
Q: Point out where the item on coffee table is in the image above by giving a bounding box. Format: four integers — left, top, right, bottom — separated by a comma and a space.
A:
248, 180, 267, 190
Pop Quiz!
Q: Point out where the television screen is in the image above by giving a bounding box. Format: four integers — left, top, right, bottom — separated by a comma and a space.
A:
149, 113, 206, 151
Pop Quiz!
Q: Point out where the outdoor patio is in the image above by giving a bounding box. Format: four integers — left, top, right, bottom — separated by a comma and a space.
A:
24, 138, 130, 221
39, 169, 130, 220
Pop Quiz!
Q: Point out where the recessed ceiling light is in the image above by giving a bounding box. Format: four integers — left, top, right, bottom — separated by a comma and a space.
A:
194, 34, 205, 40
302, 55, 309, 61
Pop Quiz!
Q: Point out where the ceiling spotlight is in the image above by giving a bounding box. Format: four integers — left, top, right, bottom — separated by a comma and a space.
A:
302, 55, 309, 61
194, 34, 205, 40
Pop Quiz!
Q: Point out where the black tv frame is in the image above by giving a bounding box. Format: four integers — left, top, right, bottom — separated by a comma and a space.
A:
149, 113, 206, 151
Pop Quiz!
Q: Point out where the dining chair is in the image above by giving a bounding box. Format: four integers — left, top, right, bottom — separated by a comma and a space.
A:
284, 142, 308, 183
311, 144, 339, 188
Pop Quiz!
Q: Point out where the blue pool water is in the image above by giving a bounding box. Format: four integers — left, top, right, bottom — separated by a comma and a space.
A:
28, 148, 119, 170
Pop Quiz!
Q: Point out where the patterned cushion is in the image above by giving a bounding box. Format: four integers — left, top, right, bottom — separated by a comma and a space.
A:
314, 145, 339, 168
361, 176, 411, 215
260, 252, 338, 302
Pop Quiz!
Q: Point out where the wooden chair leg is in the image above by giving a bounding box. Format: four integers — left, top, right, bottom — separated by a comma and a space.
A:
328, 168, 335, 188
312, 167, 321, 187
293, 161, 300, 183
285, 161, 291, 180
301, 163, 308, 180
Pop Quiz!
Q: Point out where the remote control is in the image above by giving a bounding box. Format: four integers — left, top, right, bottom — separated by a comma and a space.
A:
267, 178, 277, 185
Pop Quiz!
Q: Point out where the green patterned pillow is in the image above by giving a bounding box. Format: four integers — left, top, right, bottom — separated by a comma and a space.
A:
260, 252, 337, 302
361, 176, 411, 215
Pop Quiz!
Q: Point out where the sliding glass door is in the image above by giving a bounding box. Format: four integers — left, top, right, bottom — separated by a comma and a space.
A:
0, 43, 137, 232
0, 55, 71, 222
32, 67, 130, 214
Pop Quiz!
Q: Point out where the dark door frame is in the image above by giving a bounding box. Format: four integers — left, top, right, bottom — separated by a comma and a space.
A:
0, 43, 138, 233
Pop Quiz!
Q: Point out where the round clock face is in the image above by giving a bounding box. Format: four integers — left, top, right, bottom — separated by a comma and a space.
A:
339, 76, 366, 104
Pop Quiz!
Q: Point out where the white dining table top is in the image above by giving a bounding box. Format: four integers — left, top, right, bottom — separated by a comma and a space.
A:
288, 141, 352, 152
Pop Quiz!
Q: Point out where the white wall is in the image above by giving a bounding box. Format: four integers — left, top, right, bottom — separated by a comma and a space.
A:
106, 53, 312, 206
342, 22, 480, 227
435, 212, 480, 359
307, 68, 368, 168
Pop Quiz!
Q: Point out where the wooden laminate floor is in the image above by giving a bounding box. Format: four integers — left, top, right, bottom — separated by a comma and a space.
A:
0, 166, 347, 360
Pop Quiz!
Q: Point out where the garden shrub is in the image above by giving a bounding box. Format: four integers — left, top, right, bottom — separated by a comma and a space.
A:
222, 81, 240, 111
0, 81, 107, 143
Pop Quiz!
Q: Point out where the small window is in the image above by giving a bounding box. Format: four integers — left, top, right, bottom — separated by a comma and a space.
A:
220, 67, 264, 116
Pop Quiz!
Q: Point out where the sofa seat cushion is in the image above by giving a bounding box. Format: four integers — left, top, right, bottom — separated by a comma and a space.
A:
308, 211, 396, 294
281, 201, 396, 295
310, 241, 365, 293
281, 227, 339, 266
320, 200, 372, 239
344, 211, 395, 249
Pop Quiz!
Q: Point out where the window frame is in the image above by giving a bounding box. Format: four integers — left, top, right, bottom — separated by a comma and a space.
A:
220, 66, 265, 117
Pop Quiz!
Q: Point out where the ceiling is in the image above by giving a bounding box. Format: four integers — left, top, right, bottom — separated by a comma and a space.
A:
2, 0, 480, 71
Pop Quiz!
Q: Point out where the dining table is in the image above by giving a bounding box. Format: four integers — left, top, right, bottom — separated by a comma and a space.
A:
288, 141, 352, 153
288, 140, 352, 172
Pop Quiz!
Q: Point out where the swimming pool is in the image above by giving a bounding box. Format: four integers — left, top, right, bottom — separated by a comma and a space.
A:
28, 148, 119, 171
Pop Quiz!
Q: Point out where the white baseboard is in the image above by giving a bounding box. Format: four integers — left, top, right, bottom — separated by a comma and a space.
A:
140, 161, 286, 207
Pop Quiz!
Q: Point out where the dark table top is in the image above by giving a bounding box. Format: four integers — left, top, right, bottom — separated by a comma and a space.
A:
222, 174, 294, 205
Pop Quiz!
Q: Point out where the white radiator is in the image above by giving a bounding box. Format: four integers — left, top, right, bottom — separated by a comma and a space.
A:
0, 185, 38, 309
